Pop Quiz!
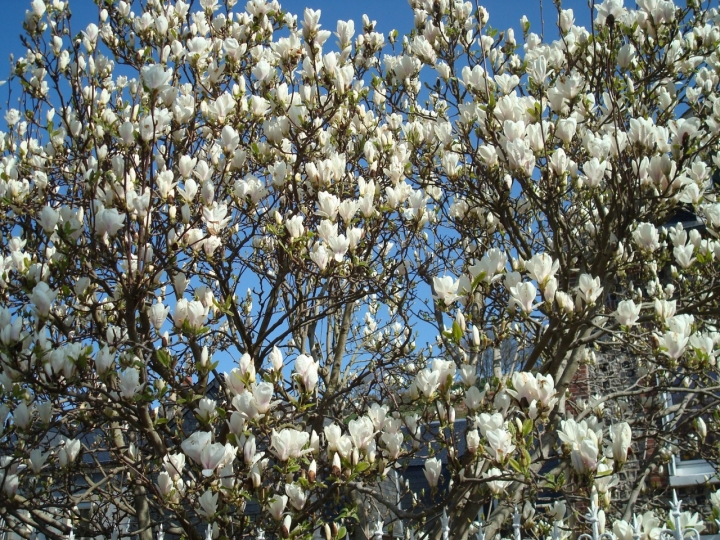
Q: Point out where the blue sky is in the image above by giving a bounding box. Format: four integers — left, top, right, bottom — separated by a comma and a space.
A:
0, 0, 594, 83
0, 0, 594, 373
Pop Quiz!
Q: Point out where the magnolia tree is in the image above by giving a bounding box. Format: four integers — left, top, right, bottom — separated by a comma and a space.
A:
1, 0, 720, 538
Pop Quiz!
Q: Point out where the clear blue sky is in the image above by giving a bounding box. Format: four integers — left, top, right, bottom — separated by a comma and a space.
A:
0, 0, 593, 82
0, 0, 592, 373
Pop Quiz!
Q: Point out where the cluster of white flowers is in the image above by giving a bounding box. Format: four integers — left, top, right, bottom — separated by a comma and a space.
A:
0, 0, 719, 537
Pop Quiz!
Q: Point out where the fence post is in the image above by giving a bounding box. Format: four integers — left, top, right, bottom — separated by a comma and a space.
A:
474, 511, 485, 540
577, 499, 616, 540
441, 509, 449, 540
632, 514, 642, 540
372, 516, 384, 540
658, 490, 701, 540
552, 521, 560, 540
513, 507, 522, 540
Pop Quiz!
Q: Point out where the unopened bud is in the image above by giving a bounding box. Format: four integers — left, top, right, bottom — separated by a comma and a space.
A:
455, 310, 466, 332
472, 326, 480, 347
308, 459, 317, 483
281, 515, 292, 538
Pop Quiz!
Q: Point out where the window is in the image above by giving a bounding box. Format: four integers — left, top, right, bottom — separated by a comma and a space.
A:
664, 389, 719, 487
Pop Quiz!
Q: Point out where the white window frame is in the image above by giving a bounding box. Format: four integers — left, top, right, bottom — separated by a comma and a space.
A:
664, 392, 719, 486
668, 455, 719, 486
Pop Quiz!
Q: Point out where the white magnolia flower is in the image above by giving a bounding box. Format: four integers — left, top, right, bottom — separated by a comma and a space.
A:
197, 490, 218, 518
148, 302, 169, 331
30, 282, 57, 317
483, 467, 510, 495
348, 416, 375, 451
269, 346, 284, 372
141, 64, 173, 90
424, 457, 442, 487
615, 299, 641, 327
294, 354, 319, 392
610, 422, 631, 463
286, 483, 307, 510
510, 282, 539, 313
486, 428, 516, 462
58, 438, 81, 467
525, 253, 559, 287
433, 275, 460, 305
118, 367, 143, 399
271, 429, 310, 461
267, 494, 288, 521
633, 223, 660, 251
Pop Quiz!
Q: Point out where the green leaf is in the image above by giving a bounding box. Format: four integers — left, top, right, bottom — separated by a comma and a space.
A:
451, 321, 463, 343
337, 526, 347, 539
156, 350, 172, 368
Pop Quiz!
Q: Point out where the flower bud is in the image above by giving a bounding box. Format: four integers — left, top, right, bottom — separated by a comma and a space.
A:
281, 515, 292, 538
308, 459, 317, 483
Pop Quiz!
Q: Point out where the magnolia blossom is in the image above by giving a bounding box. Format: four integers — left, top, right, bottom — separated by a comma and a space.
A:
1, 0, 719, 535
181, 431, 212, 464
633, 223, 660, 251
95, 208, 126, 236
271, 429, 310, 461
13, 402, 31, 430
415, 368, 441, 398
141, 64, 173, 89
525, 253, 559, 287
578, 274, 603, 304
424, 457, 442, 487
30, 282, 57, 318
463, 386, 485, 410
199, 441, 230, 477
285, 215, 304, 239
570, 438, 599, 473
348, 416, 375, 451
267, 495, 288, 521
610, 422, 632, 463
269, 346, 284, 372
194, 398, 217, 422
433, 275, 460, 305
118, 367, 143, 399
28, 448, 47, 473
163, 453, 185, 480
485, 428, 516, 462
510, 282, 539, 313
483, 467, 511, 495
148, 302, 169, 331
615, 300, 641, 327
294, 354, 319, 391
197, 490, 218, 518
58, 438, 81, 467
286, 483, 307, 510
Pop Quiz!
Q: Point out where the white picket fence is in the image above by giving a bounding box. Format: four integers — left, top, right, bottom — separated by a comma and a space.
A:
52, 490, 706, 540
